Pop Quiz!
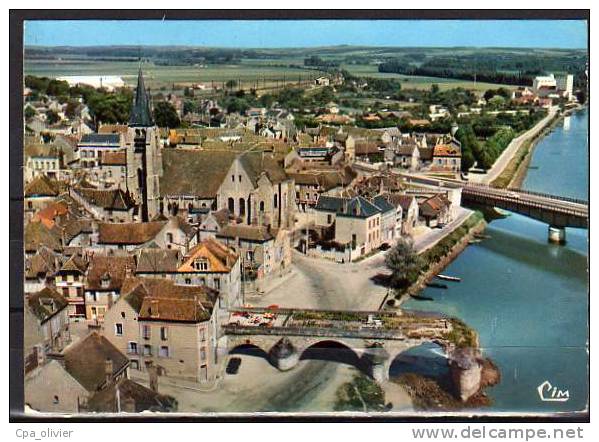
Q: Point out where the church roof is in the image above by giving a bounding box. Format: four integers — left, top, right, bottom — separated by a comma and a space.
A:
128, 67, 154, 127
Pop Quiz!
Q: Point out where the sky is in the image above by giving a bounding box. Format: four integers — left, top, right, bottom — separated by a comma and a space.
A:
24, 20, 588, 49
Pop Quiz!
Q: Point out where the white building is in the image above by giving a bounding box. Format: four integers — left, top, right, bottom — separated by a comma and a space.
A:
56, 76, 125, 92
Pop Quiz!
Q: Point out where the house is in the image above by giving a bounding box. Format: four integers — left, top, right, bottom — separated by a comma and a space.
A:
24, 221, 63, 256
431, 144, 462, 173
314, 195, 383, 258
96, 217, 194, 253
395, 145, 421, 170
315, 76, 330, 86
86, 378, 177, 413
25, 245, 61, 292
216, 224, 291, 283
24, 175, 63, 221
198, 208, 233, 240
70, 186, 137, 223
78, 133, 124, 168
418, 194, 453, 228
84, 254, 137, 321
25, 287, 70, 359
103, 277, 220, 383
175, 238, 242, 313
392, 194, 419, 235
287, 167, 356, 212
372, 194, 401, 244
134, 248, 182, 278
25, 332, 130, 413
54, 254, 88, 318
24, 143, 64, 182
86, 151, 127, 190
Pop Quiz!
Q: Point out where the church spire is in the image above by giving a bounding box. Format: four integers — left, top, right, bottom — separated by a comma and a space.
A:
128, 66, 154, 127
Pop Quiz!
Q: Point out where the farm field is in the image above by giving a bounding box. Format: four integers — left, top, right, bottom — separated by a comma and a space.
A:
341, 63, 520, 92
24, 59, 325, 90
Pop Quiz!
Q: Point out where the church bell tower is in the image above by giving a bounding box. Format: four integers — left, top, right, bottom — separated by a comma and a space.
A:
126, 67, 163, 222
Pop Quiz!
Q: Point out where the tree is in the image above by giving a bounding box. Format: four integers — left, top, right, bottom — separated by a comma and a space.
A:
24, 106, 36, 120
46, 110, 60, 125
225, 79, 237, 90
65, 100, 79, 119
385, 239, 422, 289
153, 101, 180, 128
430, 84, 440, 95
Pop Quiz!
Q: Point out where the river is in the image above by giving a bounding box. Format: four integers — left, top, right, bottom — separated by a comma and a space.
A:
401, 108, 589, 413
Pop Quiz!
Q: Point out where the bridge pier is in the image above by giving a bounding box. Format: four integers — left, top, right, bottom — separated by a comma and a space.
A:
362, 345, 390, 383
548, 226, 566, 245
269, 338, 299, 371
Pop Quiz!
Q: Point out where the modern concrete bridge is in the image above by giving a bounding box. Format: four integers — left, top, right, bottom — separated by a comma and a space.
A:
461, 183, 588, 243
222, 307, 485, 401
403, 174, 588, 243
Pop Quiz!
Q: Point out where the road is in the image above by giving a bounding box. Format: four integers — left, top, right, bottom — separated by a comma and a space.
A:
469, 106, 558, 185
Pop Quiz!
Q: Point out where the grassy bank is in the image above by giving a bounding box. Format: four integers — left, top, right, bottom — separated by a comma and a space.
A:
389, 211, 486, 307
491, 112, 562, 188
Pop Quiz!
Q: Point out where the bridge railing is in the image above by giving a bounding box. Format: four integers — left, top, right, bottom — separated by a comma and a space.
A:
463, 188, 588, 217
464, 182, 588, 206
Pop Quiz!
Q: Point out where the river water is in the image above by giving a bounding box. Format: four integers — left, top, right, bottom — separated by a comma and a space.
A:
401, 109, 589, 413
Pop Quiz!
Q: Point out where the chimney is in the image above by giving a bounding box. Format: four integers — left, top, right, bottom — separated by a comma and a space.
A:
105, 358, 114, 385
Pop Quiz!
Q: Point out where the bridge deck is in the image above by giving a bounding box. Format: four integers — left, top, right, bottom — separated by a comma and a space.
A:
225, 308, 474, 347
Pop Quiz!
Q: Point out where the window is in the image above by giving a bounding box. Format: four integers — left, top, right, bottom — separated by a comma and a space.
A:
200, 328, 206, 342
193, 258, 209, 271
160, 327, 168, 341
185, 278, 191, 285
159, 346, 170, 358
53, 395, 59, 405
327, 214, 332, 224
128, 342, 138, 354
121, 312, 125, 318
259, 201, 265, 212
239, 198, 245, 217
166, 232, 173, 243
228, 197, 235, 213
273, 194, 278, 208
130, 359, 139, 370
231, 175, 235, 182
200, 347, 206, 361
142, 325, 151, 340
115, 323, 123, 336
214, 278, 221, 290
143, 345, 152, 356
238, 174, 242, 182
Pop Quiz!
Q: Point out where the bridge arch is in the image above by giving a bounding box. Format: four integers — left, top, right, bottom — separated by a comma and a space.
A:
387, 341, 449, 381
298, 339, 365, 372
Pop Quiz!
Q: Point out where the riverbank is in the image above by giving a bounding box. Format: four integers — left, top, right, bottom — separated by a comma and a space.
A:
506, 105, 586, 189
492, 109, 567, 188
393, 357, 500, 411
473, 106, 558, 185
388, 211, 487, 308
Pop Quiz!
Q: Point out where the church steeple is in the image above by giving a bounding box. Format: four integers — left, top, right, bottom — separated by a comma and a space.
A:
128, 66, 154, 127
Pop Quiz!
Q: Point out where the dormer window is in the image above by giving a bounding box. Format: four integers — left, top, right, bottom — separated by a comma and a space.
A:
100, 273, 111, 289
193, 258, 209, 271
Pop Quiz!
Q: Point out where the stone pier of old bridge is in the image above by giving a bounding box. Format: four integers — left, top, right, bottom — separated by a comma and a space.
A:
222, 307, 484, 401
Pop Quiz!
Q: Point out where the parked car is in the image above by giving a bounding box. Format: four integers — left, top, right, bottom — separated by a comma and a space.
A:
226, 357, 242, 375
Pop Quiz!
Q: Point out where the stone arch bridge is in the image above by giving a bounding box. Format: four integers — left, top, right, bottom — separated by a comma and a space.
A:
222, 307, 485, 401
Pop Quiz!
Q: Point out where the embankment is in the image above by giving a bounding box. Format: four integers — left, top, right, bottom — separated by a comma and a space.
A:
391, 211, 487, 307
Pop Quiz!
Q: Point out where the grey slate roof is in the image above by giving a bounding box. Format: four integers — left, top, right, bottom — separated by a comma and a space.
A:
315, 195, 381, 218
128, 67, 154, 127
79, 133, 121, 145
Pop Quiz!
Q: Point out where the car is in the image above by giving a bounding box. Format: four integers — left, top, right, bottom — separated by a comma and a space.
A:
226, 357, 242, 375
507, 191, 520, 199
378, 243, 391, 251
